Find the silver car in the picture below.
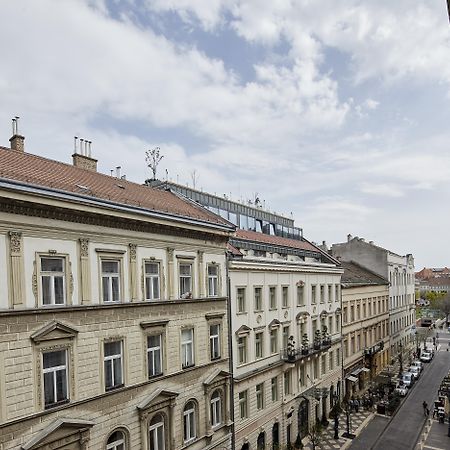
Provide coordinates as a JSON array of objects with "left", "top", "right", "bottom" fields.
[{"left": 408, "top": 366, "right": 420, "bottom": 379}]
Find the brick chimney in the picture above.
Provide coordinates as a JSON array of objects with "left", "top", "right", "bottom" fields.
[
  {"left": 72, "top": 137, "right": 97, "bottom": 172},
  {"left": 9, "top": 117, "right": 24, "bottom": 151}
]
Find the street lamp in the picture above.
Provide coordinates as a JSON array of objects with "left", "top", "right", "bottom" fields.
[
  {"left": 342, "top": 399, "right": 355, "bottom": 439},
  {"left": 398, "top": 342, "right": 404, "bottom": 378}
]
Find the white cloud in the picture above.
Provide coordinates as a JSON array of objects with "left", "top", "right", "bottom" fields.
[{"left": 360, "top": 183, "right": 405, "bottom": 198}]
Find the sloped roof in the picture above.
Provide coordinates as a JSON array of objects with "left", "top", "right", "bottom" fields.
[
  {"left": 0, "top": 147, "right": 232, "bottom": 228},
  {"left": 340, "top": 260, "right": 389, "bottom": 287}
]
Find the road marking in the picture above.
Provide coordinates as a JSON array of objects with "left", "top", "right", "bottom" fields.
[{"left": 424, "top": 445, "right": 447, "bottom": 450}]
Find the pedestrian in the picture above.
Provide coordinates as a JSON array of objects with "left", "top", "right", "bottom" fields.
[{"left": 423, "top": 401, "right": 428, "bottom": 416}]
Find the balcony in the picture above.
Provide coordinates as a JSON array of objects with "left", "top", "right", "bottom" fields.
[
  {"left": 281, "top": 338, "right": 332, "bottom": 363},
  {"left": 363, "top": 340, "right": 385, "bottom": 357}
]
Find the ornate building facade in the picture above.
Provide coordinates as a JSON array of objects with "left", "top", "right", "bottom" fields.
[{"left": 0, "top": 134, "right": 235, "bottom": 450}]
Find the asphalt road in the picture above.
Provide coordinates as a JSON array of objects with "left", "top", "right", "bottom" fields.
[{"left": 371, "top": 336, "right": 450, "bottom": 450}]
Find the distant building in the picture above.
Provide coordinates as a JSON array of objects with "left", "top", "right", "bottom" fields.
[
  {"left": 339, "top": 261, "right": 390, "bottom": 395},
  {"left": 0, "top": 129, "right": 235, "bottom": 450},
  {"left": 154, "top": 181, "right": 344, "bottom": 450},
  {"left": 416, "top": 267, "right": 450, "bottom": 294},
  {"left": 331, "top": 235, "right": 415, "bottom": 361}
]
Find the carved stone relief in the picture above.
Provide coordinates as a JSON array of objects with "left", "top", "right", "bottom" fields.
[{"left": 9, "top": 230, "right": 22, "bottom": 255}]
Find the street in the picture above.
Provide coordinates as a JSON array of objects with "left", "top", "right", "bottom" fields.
[{"left": 350, "top": 328, "right": 450, "bottom": 450}]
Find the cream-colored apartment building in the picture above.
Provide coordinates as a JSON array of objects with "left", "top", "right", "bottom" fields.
[
  {"left": 0, "top": 132, "right": 234, "bottom": 450},
  {"left": 229, "top": 230, "right": 343, "bottom": 450},
  {"left": 339, "top": 261, "right": 390, "bottom": 396}
]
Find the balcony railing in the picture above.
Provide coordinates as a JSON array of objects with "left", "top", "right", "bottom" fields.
[
  {"left": 363, "top": 340, "right": 385, "bottom": 356},
  {"left": 281, "top": 338, "right": 332, "bottom": 363}
]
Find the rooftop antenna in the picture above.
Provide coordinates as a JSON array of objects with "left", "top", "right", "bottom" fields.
[{"left": 190, "top": 170, "right": 198, "bottom": 189}]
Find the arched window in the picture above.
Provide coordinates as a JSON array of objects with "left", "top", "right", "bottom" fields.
[
  {"left": 106, "top": 430, "right": 125, "bottom": 450},
  {"left": 183, "top": 401, "right": 197, "bottom": 443},
  {"left": 149, "top": 414, "right": 165, "bottom": 450},
  {"left": 210, "top": 390, "right": 222, "bottom": 427}
]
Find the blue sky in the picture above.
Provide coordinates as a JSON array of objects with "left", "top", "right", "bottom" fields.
[{"left": 1, "top": 0, "right": 450, "bottom": 268}]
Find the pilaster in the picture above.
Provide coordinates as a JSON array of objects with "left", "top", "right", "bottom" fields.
[
  {"left": 9, "top": 231, "right": 24, "bottom": 308},
  {"left": 167, "top": 248, "right": 175, "bottom": 300},
  {"left": 79, "top": 238, "right": 91, "bottom": 304},
  {"left": 198, "top": 250, "right": 205, "bottom": 298},
  {"left": 129, "top": 243, "right": 138, "bottom": 301}
]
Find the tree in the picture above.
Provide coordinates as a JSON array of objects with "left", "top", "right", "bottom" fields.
[
  {"left": 436, "top": 293, "right": 450, "bottom": 324},
  {"left": 145, "top": 147, "right": 164, "bottom": 180},
  {"left": 307, "top": 422, "right": 323, "bottom": 450}
]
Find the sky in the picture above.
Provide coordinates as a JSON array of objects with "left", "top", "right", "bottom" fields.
[{"left": 1, "top": 0, "right": 450, "bottom": 269}]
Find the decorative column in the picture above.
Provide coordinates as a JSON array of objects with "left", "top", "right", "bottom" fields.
[
  {"left": 79, "top": 238, "right": 91, "bottom": 304},
  {"left": 9, "top": 231, "right": 25, "bottom": 308},
  {"left": 167, "top": 248, "right": 175, "bottom": 300},
  {"left": 129, "top": 243, "right": 138, "bottom": 301},
  {"left": 197, "top": 250, "right": 205, "bottom": 298}
]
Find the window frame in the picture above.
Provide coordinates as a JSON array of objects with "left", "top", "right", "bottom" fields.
[
  {"left": 179, "top": 261, "right": 193, "bottom": 299},
  {"left": 237, "top": 335, "right": 248, "bottom": 365},
  {"left": 254, "top": 286, "right": 263, "bottom": 311},
  {"left": 103, "top": 339, "right": 124, "bottom": 391},
  {"left": 106, "top": 429, "right": 127, "bottom": 450},
  {"left": 255, "top": 331, "right": 264, "bottom": 359},
  {"left": 237, "top": 287, "right": 247, "bottom": 313},
  {"left": 210, "top": 390, "right": 222, "bottom": 428},
  {"left": 148, "top": 413, "right": 166, "bottom": 450},
  {"left": 42, "top": 348, "right": 69, "bottom": 409},
  {"left": 209, "top": 323, "right": 221, "bottom": 361},
  {"left": 207, "top": 264, "right": 219, "bottom": 297},
  {"left": 183, "top": 400, "right": 197, "bottom": 443},
  {"left": 256, "top": 383, "right": 264, "bottom": 410},
  {"left": 239, "top": 390, "right": 248, "bottom": 419},
  {"left": 271, "top": 376, "right": 278, "bottom": 402},
  {"left": 100, "top": 258, "right": 123, "bottom": 303},
  {"left": 181, "top": 327, "right": 195, "bottom": 369},
  {"left": 282, "top": 286, "right": 289, "bottom": 308},
  {"left": 269, "top": 286, "right": 277, "bottom": 310},
  {"left": 147, "top": 333, "right": 163, "bottom": 378},
  {"left": 144, "top": 260, "right": 162, "bottom": 301},
  {"left": 39, "top": 255, "right": 68, "bottom": 307}
]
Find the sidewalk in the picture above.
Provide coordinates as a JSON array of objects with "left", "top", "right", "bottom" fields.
[{"left": 302, "top": 409, "right": 374, "bottom": 450}]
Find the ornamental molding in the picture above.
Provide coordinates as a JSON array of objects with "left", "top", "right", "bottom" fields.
[
  {"left": 79, "top": 238, "right": 89, "bottom": 258},
  {"left": 129, "top": 243, "right": 137, "bottom": 261},
  {"left": 9, "top": 230, "right": 22, "bottom": 255}
]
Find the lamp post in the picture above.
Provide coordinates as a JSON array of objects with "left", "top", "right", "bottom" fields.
[
  {"left": 342, "top": 399, "right": 355, "bottom": 439},
  {"left": 398, "top": 342, "right": 404, "bottom": 379},
  {"left": 331, "top": 392, "right": 340, "bottom": 439}
]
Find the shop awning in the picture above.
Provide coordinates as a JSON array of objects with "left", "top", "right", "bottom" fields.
[{"left": 347, "top": 375, "right": 358, "bottom": 383}]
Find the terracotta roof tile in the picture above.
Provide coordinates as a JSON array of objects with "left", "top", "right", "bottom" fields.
[
  {"left": 234, "top": 229, "right": 319, "bottom": 252},
  {"left": 0, "top": 147, "right": 231, "bottom": 228}
]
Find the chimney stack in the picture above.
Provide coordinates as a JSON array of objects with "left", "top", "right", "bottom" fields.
[
  {"left": 347, "top": 234, "right": 352, "bottom": 242},
  {"left": 9, "top": 117, "right": 25, "bottom": 152},
  {"left": 72, "top": 136, "right": 97, "bottom": 171}
]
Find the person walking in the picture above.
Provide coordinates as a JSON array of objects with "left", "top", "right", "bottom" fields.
[{"left": 423, "top": 401, "right": 428, "bottom": 416}]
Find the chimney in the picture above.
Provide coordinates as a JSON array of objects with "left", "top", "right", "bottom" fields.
[
  {"left": 347, "top": 234, "right": 352, "bottom": 242},
  {"left": 9, "top": 117, "right": 25, "bottom": 151},
  {"left": 72, "top": 137, "right": 97, "bottom": 171}
]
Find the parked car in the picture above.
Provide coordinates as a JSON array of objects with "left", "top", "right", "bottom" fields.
[
  {"left": 401, "top": 372, "right": 414, "bottom": 387},
  {"left": 420, "top": 352, "right": 432, "bottom": 363},
  {"left": 410, "top": 360, "right": 423, "bottom": 372},
  {"left": 395, "top": 384, "right": 408, "bottom": 397},
  {"left": 408, "top": 366, "right": 420, "bottom": 379}
]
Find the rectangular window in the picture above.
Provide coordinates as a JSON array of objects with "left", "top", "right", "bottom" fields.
[
  {"left": 321, "top": 355, "right": 326, "bottom": 376},
  {"left": 254, "top": 287, "right": 262, "bottom": 311},
  {"left": 300, "top": 365, "right": 306, "bottom": 387},
  {"left": 104, "top": 341, "right": 123, "bottom": 391},
  {"left": 255, "top": 332, "right": 264, "bottom": 359},
  {"left": 256, "top": 383, "right": 264, "bottom": 410},
  {"left": 271, "top": 376, "right": 278, "bottom": 401},
  {"left": 179, "top": 263, "right": 193, "bottom": 298},
  {"left": 239, "top": 390, "right": 248, "bottom": 419},
  {"left": 207, "top": 265, "right": 219, "bottom": 297},
  {"left": 313, "top": 359, "right": 319, "bottom": 379},
  {"left": 297, "top": 285, "right": 304, "bottom": 306},
  {"left": 311, "top": 285, "right": 316, "bottom": 304},
  {"left": 320, "top": 285, "right": 325, "bottom": 303},
  {"left": 41, "top": 257, "right": 66, "bottom": 305},
  {"left": 101, "top": 260, "right": 120, "bottom": 302},
  {"left": 282, "top": 325, "right": 290, "bottom": 350},
  {"left": 43, "top": 349, "right": 68, "bottom": 408},
  {"left": 237, "top": 287, "right": 246, "bottom": 313},
  {"left": 343, "top": 307, "right": 347, "bottom": 324},
  {"left": 336, "top": 348, "right": 341, "bottom": 365},
  {"left": 211, "top": 392, "right": 221, "bottom": 427},
  {"left": 269, "top": 286, "right": 277, "bottom": 309},
  {"left": 145, "top": 262, "right": 160, "bottom": 300},
  {"left": 329, "top": 350, "right": 334, "bottom": 370},
  {"left": 181, "top": 328, "right": 194, "bottom": 368},
  {"left": 209, "top": 324, "right": 221, "bottom": 360},
  {"left": 270, "top": 329, "right": 278, "bottom": 354},
  {"left": 284, "top": 370, "right": 291, "bottom": 395},
  {"left": 282, "top": 286, "right": 289, "bottom": 307},
  {"left": 237, "top": 336, "right": 247, "bottom": 365},
  {"left": 335, "top": 285, "right": 340, "bottom": 302},
  {"left": 328, "top": 285, "right": 332, "bottom": 303},
  {"left": 336, "top": 315, "right": 340, "bottom": 333},
  {"left": 147, "top": 334, "right": 162, "bottom": 378}
]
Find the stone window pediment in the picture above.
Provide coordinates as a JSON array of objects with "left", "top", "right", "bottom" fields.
[
  {"left": 30, "top": 321, "right": 78, "bottom": 344},
  {"left": 296, "top": 312, "right": 309, "bottom": 322},
  {"left": 235, "top": 325, "right": 251, "bottom": 336},
  {"left": 203, "top": 368, "right": 231, "bottom": 388},
  {"left": 268, "top": 319, "right": 281, "bottom": 329},
  {"left": 21, "top": 418, "right": 94, "bottom": 450},
  {"left": 137, "top": 388, "right": 179, "bottom": 419}
]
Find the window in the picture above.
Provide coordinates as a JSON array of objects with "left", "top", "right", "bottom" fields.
[
  {"left": 104, "top": 341, "right": 123, "bottom": 391},
  {"left": 270, "top": 329, "right": 278, "bottom": 354},
  {"left": 299, "top": 365, "right": 306, "bottom": 387},
  {"left": 179, "top": 263, "right": 192, "bottom": 298},
  {"left": 320, "top": 285, "right": 325, "bottom": 303},
  {"left": 329, "top": 350, "right": 334, "bottom": 370},
  {"left": 210, "top": 390, "right": 222, "bottom": 427},
  {"left": 321, "top": 355, "right": 326, "bottom": 376},
  {"left": 147, "top": 335, "right": 162, "bottom": 378},
  {"left": 209, "top": 324, "right": 220, "bottom": 360},
  {"left": 282, "top": 286, "right": 289, "bottom": 307},
  {"left": 181, "top": 328, "right": 195, "bottom": 368},
  {"left": 297, "top": 285, "right": 304, "bottom": 306},
  {"left": 256, "top": 383, "right": 264, "bottom": 410},
  {"left": 311, "top": 285, "right": 316, "bottom": 304},
  {"left": 284, "top": 370, "right": 291, "bottom": 395},
  {"left": 145, "top": 262, "right": 160, "bottom": 300},
  {"left": 106, "top": 430, "right": 125, "bottom": 450},
  {"left": 269, "top": 287, "right": 277, "bottom": 309},
  {"left": 237, "top": 287, "right": 246, "bottom": 313},
  {"left": 271, "top": 376, "right": 278, "bottom": 401},
  {"left": 336, "top": 348, "right": 341, "bottom": 365},
  {"left": 40, "top": 257, "right": 66, "bottom": 305},
  {"left": 313, "top": 359, "right": 319, "bottom": 379},
  {"left": 254, "top": 287, "right": 262, "bottom": 311},
  {"left": 149, "top": 414, "right": 165, "bottom": 450},
  {"left": 102, "top": 260, "right": 121, "bottom": 302},
  {"left": 237, "top": 336, "right": 247, "bottom": 364},
  {"left": 183, "top": 401, "right": 197, "bottom": 442},
  {"left": 207, "top": 265, "right": 219, "bottom": 297},
  {"left": 328, "top": 285, "right": 332, "bottom": 303},
  {"left": 255, "top": 332, "right": 264, "bottom": 359},
  {"left": 239, "top": 390, "right": 248, "bottom": 419},
  {"left": 282, "top": 326, "right": 290, "bottom": 350},
  {"left": 335, "top": 285, "right": 340, "bottom": 302},
  {"left": 43, "top": 349, "right": 68, "bottom": 408}
]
